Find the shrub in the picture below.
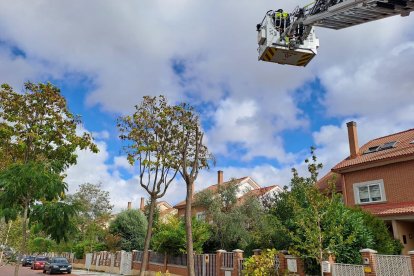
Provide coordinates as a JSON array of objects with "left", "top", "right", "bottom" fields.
[{"left": 242, "top": 249, "right": 278, "bottom": 276}]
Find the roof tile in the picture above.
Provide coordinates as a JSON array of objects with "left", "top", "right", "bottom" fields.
[
  {"left": 333, "top": 128, "right": 414, "bottom": 171},
  {"left": 360, "top": 201, "right": 414, "bottom": 217}
]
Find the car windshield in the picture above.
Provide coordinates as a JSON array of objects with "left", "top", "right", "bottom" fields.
[
  {"left": 36, "top": 257, "right": 48, "bottom": 261},
  {"left": 53, "top": 258, "right": 69, "bottom": 264}
]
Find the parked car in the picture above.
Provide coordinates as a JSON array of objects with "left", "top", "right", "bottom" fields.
[
  {"left": 43, "top": 257, "right": 72, "bottom": 274},
  {"left": 22, "top": 256, "right": 35, "bottom": 266},
  {"left": 31, "top": 256, "right": 49, "bottom": 270}
]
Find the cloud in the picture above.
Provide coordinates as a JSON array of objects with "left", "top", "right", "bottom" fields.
[
  {"left": 92, "top": 130, "right": 110, "bottom": 140},
  {"left": 207, "top": 97, "right": 304, "bottom": 163},
  {"left": 65, "top": 141, "right": 147, "bottom": 212},
  {"left": 2, "top": 1, "right": 414, "bottom": 210}
]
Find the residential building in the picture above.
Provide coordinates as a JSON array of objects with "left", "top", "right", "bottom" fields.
[
  {"left": 317, "top": 121, "right": 414, "bottom": 254},
  {"left": 173, "top": 170, "right": 282, "bottom": 219}
]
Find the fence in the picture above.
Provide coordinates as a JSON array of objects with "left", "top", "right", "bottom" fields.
[
  {"left": 221, "top": 252, "right": 234, "bottom": 268},
  {"left": 60, "top": 248, "right": 414, "bottom": 276},
  {"left": 332, "top": 263, "right": 364, "bottom": 276},
  {"left": 375, "top": 254, "right": 413, "bottom": 276}
]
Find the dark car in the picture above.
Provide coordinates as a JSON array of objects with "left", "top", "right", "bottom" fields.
[
  {"left": 31, "top": 256, "right": 49, "bottom": 270},
  {"left": 43, "top": 257, "right": 72, "bottom": 274},
  {"left": 22, "top": 256, "right": 35, "bottom": 266}
]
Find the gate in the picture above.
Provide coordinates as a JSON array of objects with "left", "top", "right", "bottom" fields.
[
  {"left": 120, "top": 251, "right": 133, "bottom": 275},
  {"left": 375, "top": 254, "right": 413, "bottom": 276},
  {"left": 332, "top": 263, "right": 364, "bottom": 276},
  {"left": 195, "top": 254, "right": 217, "bottom": 276}
]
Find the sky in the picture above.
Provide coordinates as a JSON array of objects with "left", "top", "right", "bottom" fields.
[{"left": 1, "top": 0, "right": 414, "bottom": 211}]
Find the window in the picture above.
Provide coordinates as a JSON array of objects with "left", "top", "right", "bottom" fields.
[
  {"left": 379, "top": 141, "right": 397, "bottom": 150},
  {"left": 353, "top": 180, "right": 386, "bottom": 204},
  {"left": 196, "top": 212, "right": 206, "bottom": 221}
]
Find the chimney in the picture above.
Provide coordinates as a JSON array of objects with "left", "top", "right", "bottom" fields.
[
  {"left": 218, "top": 170, "right": 223, "bottom": 185},
  {"left": 347, "top": 121, "right": 359, "bottom": 158},
  {"left": 140, "top": 197, "right": 145, "bottom": 211},
  {"left": 127, "top": 202, "right": 132, "bottom": 210}
]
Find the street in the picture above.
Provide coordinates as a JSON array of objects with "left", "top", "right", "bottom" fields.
[{"left": 0, "top": 265, "right": 119, "bottom": 276}]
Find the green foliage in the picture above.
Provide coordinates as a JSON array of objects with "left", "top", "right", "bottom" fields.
[
  {"left": 66, "top": 183, "right": 113, "bottom": 221},
  {"left": 267, "top": 148, "right": 401, "bottom": 273},
  {"left": 0, "top": 162, "right": 66, "bottom": 218},
  {"left": 0, "top": 82, "right": 98, "bottom": 256},
  {"left": 72, "top": 240, "right": 106, "bottom": 259},
  {"left": 357, "top": 209, "right": 403, "bottom": 255},
  {"left": 242, "top": 249, "right": 278, "bottom": 276},
  {"left": 117, "top": 96, "right": 181, "bottom": 198},
  {"left": 0, "top": 82, "right": 98, "bottom": 171},
  {"left": 28, "top": 237, "right": 53, "bottom": 253},
  {"left": 65, "top": 183, "right": 113, "bottom": 251},
  {"left": 195, "top": 181, "right": 264, "bottom": 252},
  {"left": 151, "top": 216, "right": 211, "bottom": 255},
  {"left": 109, "top": 209, "right": 148, "bottom": 251},
  {"left": 30, "top": 201, "right": 80, "bottom": 243}
]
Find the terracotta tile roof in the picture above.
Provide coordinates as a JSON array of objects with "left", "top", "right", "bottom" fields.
[
  {"left": 239, "top": 185, "right": 278, "bottom": 198},
  {"left": 359, "top": 201, "right": 414, "bottom": 217},
  {"left": 316, "top": 172, "right": 343, "bottom": 193},
  {"left": 332, "top": 128, "right": 414, "bottom": 172},
  {"left": 173, "top": 177, "right": 249, "bottom": 208},
  {"left": 160, "top": 207, "right": 177, "bottom": 217},
  {"left": 237, "top": 185, "right": 281, "bottom": 203},
  {"left": 157, "top": 201, "right": 173, "bottom": 209}
]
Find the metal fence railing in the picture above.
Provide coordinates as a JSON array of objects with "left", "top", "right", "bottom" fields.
[
  {"left": 149, "top": 251, "right": 165, "bottom": 264},
  {"left": 168, "top": 254, "right": 187, "bottom": 266},
  {"left": 332, "top": 263, "right": 364, "bottom": 276},
  {"left": 221, "top": 252, "right": 234, "bottom": 269}
]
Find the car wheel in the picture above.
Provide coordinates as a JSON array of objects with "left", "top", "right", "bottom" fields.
[
  {"left": 48, "top": 268, "right": 53, "bottom": 274},
  {"left": 67, "top": 270, "right": 71, "bottom": 274}
]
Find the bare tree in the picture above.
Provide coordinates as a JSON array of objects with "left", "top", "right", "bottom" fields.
[
  {"left": 117, "top": 96, "right": 180, "bottom": 276},
  {"left": 174, "top": 103, "right": 213, "bottom": 276}
]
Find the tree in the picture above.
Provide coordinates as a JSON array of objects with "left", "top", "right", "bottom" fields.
[
  {"left": 195, "top": 180, "right": 265, "bottom": 252},
  {"left": 117, "top": 96, "right": 181, "bottom": 275},
  {"left": 0, "top": 82, "right": 97, "bottom": 275},
  {"left": 174, "top": 103, "right": 213, "bottom": 276},
  {"left": 65, "top": 183, "right": 113, "bottom": 251},
  {"left": 267, "top": 148, "right": 401, "bottom": 274},
  {"left": 151, "top": 216, "right": 211, "bottom": 256},
  {"left": 109, "top": 209, "right": 148, "bottom": 251},
  {"left": 28, "top": 237, "right": 53, "bottom": 253}
]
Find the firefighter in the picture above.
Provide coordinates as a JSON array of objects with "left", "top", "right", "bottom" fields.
[{"left": 275, "top": 9, "right": 290, "bottom": 28}]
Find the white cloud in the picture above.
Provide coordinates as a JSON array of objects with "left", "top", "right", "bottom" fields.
[
  {"left": 92, "top": 130, "right": 110, "bottom": 140},
  {"left": 207, "top": 98, "right": 303, "bottom": 163},
  {"left": 65, "top": 141, "right": 147, "bottom": 212},
  {"left": 1, "top": 0, "right": 414, "bottom": 209}
]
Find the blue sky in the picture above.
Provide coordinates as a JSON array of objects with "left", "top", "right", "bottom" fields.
[{"left": 1, "top": 0, "right": 414, "bottom": 210}]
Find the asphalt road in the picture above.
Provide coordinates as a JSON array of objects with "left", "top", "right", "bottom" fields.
[
  {"left": 0, "top": 264, "right": 79, "bottom": 276},
  {"left": 0, "top": 264, "right": 117, "bottom": 276}
]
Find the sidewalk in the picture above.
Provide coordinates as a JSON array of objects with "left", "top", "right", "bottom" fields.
[{"left": 73, "top": 269, "right": 121, "bottom": 275}]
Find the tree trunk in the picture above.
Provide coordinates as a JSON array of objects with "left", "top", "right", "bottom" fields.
[
  {"left": 185, "top": 181, "right": 195, "bottom": 276},
  {"left": 14, "top": 204, "right": 28, "bottom": 276},
  {"left": 140, "top": 196, "right": 156, "bottom": 276},
  {"left": 0, "top": 221, "right": 12, "bottom": 266}
]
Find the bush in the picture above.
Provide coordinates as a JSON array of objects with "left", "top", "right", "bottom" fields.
[
  {"left": 242, "top": 249, "right": 278, "bottom": 276},
  {"left": 109, "top": 209, "right": 148, "bottom": 251}
]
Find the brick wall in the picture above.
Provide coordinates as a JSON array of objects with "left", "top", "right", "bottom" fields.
[{"left": 343, "top": 160, "right": 414, "bottom": 206}]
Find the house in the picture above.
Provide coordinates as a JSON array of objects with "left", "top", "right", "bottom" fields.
[
  {"left": 173, "top": 170, "right": 283, "bottom": 219},
  {"left": 317, "top": 121, "right": 414, "bottom": 254},
  {"left": 125, "top": 198, "right": 178, "bottom": 223}
]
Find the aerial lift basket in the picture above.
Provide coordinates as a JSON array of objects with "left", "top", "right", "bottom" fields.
[{"left": 257, "top": 12, "right": 319, "bottom": 67}]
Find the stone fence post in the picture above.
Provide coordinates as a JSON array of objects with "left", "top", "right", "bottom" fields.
[
  {"left": 216, "top": 249, "right": 226, "bottom": 276},
  {"left": 409, "top": 251, "right": 414, "bottom": 274},
  {"left": 232, "top": 249, "right": 244, "bottom": 276},
  {"left": 360, "top": 248, "right": 377, "bottom": 276}
]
